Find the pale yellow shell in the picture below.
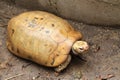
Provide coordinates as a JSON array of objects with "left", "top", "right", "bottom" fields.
[{"left": 7, "top": 11, "right": 82, "bottom": 67}]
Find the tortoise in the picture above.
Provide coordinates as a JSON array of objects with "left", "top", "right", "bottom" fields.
[{"left": 6, "top": 11, "right": 89, "bottom": 72}]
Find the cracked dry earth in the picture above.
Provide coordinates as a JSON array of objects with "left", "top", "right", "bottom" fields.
[{"left": 0, "top": 0, "right": 120, "bottom": 80}]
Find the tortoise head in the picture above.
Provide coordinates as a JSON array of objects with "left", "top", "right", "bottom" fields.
[{"left": 72, "top": 41, "right": 89, "bottom": 55}]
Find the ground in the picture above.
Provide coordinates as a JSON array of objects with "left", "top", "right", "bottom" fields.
[{"left": 0, "top": 1, "right": 120, "bottom": 80}]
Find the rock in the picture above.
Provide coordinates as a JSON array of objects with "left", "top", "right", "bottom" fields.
[{"left": 8, "top": 0, "right": 120, "bottom": 25}]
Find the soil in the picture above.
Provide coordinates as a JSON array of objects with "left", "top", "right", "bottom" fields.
[{"left": 0, "top": 0, "right": 120, "bottom": 80}]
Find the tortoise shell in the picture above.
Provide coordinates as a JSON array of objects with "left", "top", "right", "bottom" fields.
[{"left": 7, "top": 11, "right": 82, "bottom": 67}]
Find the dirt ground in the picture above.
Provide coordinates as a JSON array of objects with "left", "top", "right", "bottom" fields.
[{"left": 0, "top": 1, "right": 120, "bottom": 80}]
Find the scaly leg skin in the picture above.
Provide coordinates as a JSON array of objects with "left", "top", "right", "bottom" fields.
[{"left": 54, "top": 55, "right": 71, "bottom": 73}]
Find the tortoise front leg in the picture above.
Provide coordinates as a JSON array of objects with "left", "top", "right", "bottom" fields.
[{"left": 54, "top": 55, "right": 71, "bottom": 72}]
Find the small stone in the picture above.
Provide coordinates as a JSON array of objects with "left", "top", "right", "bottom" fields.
[
  {"left": 0, "top": 61, "right": 8, "bottom": 69},
  {"left": 0, "top": 39, "right": 2, "bottom": 46},
  {"left": 73, "top": 71, "right": 82, "bottom": 79},
  {"left": 32, "top": 77, "right": 36, "bottom": 80}
]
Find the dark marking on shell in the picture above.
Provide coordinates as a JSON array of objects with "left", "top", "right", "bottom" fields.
[
  {"left": 34, "top": 17, "right": 39, "bottom": 19},
  {"left": 51, "top": 24, "right": 55, "bottom": 27},
  {"left": 11, "top": 29, "right": 14, "bottom": 36},
  {"left": 17, "top": 48, "right": 20, "bottom": 53},
  {"left": 51, "top": 57, "right": 55, "bottom": 65},
  {"left": 40, "top": 18, "right": 43, "bottom": 20},
  {"left": 56, "top": 54, "right": 59, "bottom": 56},
  {"left": 11, "top": 46, "right": 14, "bottom": 51}
]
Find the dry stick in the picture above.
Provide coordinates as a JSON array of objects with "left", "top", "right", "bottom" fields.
[
  {"left": 0, "top": 13, "right": 11, "bottom": 19},
  {"left": 0, "top": 24, "right": 7, "bottom": 27},
  {"left": 103, "top": 74, "right": 115, "bottom": 80},
  {"left": 22, "top": 63, "right": 32, "bottom": 69},
  {"left": 5, "top": 73, "right": 24, "bottom": 80}
]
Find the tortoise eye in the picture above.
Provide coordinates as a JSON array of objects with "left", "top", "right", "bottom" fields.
[{"left": 79, "top": 47, "right": 83, "bottom": 50}]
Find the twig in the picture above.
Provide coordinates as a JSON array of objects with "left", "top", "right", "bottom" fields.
[
  {"left": 0, "top": 24, "right": 7, "bottom": 27},
  {"left": 96, "top": 74, "right": 115, "bottom": 80},
  {"left": 22, "top": 63, "right": 32, "bottom": 69},
  {"left": 103, "top": 74, "right": 115, "bottom": 80},
  {"left": 4, "top": 73, "right": 24, "bottom": 80},
  {"left": 0, "top": 13, "right": 11, "bottom": 19}
]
